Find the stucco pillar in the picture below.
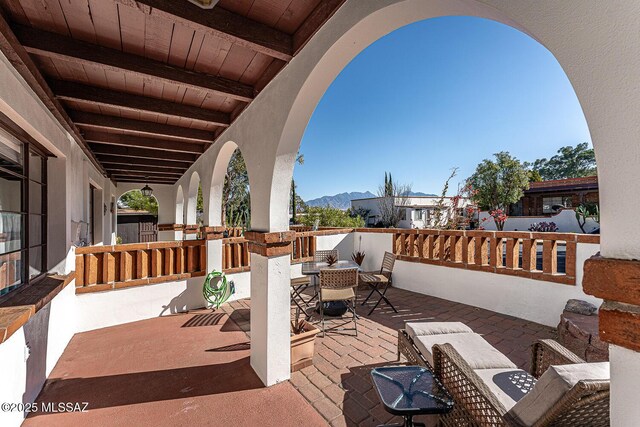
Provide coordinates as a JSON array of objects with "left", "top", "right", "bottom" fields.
[
  {"left": 245, "top": 230, "right": 293, "bottom": 386},
  {"left": 202, "top": 227, "right": 224, "bottom": 274}
]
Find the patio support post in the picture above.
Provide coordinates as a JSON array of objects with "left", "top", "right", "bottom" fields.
[
  {"left": 202, "top": 226, "right": 225, "bottom": 273},
  {"left": 245, "top": 230, "right": 294, "bottom": 385}
]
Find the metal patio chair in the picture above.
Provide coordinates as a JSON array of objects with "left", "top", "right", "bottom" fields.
[{"left": 359, "top": 251, "right": 397, "bottom": 315}]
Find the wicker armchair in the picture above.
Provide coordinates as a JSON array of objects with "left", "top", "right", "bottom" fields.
[
  {"left": 398, "top": 330, "right": 610, "bottom": 427},
  {"left": 315, "top": 249, "right": 338, "bottom": 263},
  {"left": 318, "top": 268, "right": 358, "bottom": 337}
]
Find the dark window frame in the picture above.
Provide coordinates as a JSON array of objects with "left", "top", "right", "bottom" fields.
[{"left": 0, "top": 116, "right": 49, "bottom": 299}]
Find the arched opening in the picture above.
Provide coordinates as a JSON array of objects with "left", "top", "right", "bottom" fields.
[
  {"left": 208, "top": 141, "right": 251, "bottom": 233},
  {"left": 185, "top": 172, "right": 201, "bottom": 226},
  {"left": 116, "top": 189, "right": 159, "bottom": 244},
  {"left": 294, "top": 17, "right": 596, "bottom": 235},
  {"left": 175, "top": 185, "right": 184, "bottom": 225}
]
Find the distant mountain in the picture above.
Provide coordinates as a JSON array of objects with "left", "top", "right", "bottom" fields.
[
  {"left": 407, "top": 191, "right": 437, "bottom": 197},
  {"left": 306, "top": 191, "right": 375, "bottom": 210},
  {"left": 305, "top": 191, "right": 437, "bottom": 210}
]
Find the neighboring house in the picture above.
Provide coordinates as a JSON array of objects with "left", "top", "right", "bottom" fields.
[
  {"left": 351, "top": 196, "right": 472, "bottom": 229},
  {"left": 510, "top": 176, "right": 599, "bottom": 216}
]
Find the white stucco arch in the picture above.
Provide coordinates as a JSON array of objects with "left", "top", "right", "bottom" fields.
[
  {"left": 175, "top": 185, "right": 184, "bottom": 224},
  {"left": 185, "top": 172, "right": 201, "bottom": 225},
  {"left": 206, "top": 140, "right": 239, "bottom": 226}
]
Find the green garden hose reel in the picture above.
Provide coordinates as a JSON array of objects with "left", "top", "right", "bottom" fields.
[{"left": 203, "top": 270, "right": 235, "bottom": 309}]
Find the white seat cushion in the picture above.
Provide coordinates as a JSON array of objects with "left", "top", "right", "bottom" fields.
[
  {"left": 405, "top": 322, "right": 473, "bottom": 340},
  {"left": 474, "top": 368, "right": 536, "bottom": 411},
  {"left": 507, "top": 362, "right": 610, "bottom": 426},
  {"left": 415, "top": 333, "right": 516, "bottom": 369}
]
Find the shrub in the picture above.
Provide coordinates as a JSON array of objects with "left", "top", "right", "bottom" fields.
[
  {"left": 528, "top": 222, "right": 558, "bottom": 232},
  {"left": 298, "top": 206, "right": 364, "bottom": 228}
]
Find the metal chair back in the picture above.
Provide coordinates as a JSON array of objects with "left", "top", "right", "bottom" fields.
[{"left": 380, "top": 251, "right": 396, "bottom": 274}]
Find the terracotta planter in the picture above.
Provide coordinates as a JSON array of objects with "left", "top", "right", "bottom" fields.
[{"left": 291, "top": 320, "right": 319, "bottom": 372}]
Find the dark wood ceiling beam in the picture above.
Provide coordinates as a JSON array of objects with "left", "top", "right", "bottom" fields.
[
  {"left": 107, "top": 169, "right": 181, "bottom": 179},
  {"left": 0, "top": 13, "right": 107, "bottom": 177},
  {"left": 83, "top": 130, "right": 204, "bottom": 154},
  {"left": 69, "top": 111, "right": 215, "bottom": 143},
  {"left": 14, "top": 25, "right": 254, "bottom": 102},
  {"left": 96, "top": 154, "right": 191, "bottom": 169},
  {"left": 90, "top": 143, "right": 198, "bottom": 162},
  {"left": 51, "top": 80, "right": 229, "bottom": 126},
  {"left": 115, "top": 177, "right": 176, "bottom": 185},
  {"left": 293, "top": 0, "right": 347, "bottom": 55},
  {"left": 104, "top": 165, "right": 184, "bottom": 176},
  {"left": 114, "top": 0, "right": 293, "bottom": 61}
]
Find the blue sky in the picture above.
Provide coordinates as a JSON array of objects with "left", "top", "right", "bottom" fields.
[{"left": 294, "top": 16, "right": 591, "bottom": 201}]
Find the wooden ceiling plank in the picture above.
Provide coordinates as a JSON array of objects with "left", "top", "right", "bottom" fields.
[
  {"left": 115, "top": 177, "right": 176, "bottom": 184},
  {"left": 113, "top": 0, "right": 293, "bottom": 61},
  {"left": 103, "top": 164, "right": 185, "bottom": 175},
  {"left": 108, "top": 169, "right": 181, "bottom": 178},
  {"left": 15, "top": 25, "right": 255, "bottom": 102},
  {"left": 293, "top": 0, "right": 346, "bottom": 55},
  {"left": 117, "top": 1, "right": 146, "bottom": 56},
  {"left": 84, "top": 130, "right": 205, "bottom": 154},
  {"left": 51, "top": 79, "right": 230, "bottom": 126},
  {"left": 96, "top": 154, "right": 191, "bottom": 169},
  {"left": 90, "top": 143, "right": 198, "bottom": 162},
  {"left": 56, "top": 0, "right": 98, "bottom": 44},
  {"left": 87, "top": 0, "right": 123, "bottom": 50},
  {"left": 70, "top": 111, "right": 215, "bottom": 142},
  {"left": 0, "top": 12, "right": 107, "bottom": 176}
]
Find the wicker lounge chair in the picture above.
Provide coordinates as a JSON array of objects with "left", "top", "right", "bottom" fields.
[{"left": 398, "top": 324, "right": 610, "bottom": 426}]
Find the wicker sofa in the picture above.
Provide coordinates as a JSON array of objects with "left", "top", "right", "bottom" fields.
[{"left": 398, "top": 323, "right": 610, "bottom": 427}]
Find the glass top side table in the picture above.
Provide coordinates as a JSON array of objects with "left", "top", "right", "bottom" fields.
[{"left": 370, "top": 366, "right": 454, "bottom": 427}]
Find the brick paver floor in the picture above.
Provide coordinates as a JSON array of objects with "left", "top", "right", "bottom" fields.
[{"left": 221, "top": 286, "right": 556, "bottom": 427}]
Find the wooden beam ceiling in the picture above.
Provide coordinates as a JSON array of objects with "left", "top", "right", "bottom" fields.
[
  {"left": 96, "top": 155, "right": 192, "bottom": 170},
  {"left": 83, "top": 130, "right": 204, "bottom": 154},
  {"left": 293, "top": 0, "right": 348, "bottom": 55},
  {"left": 89, "top": 144, "right": 198, "bottom": 162},
  {"left": 107, "top": 169, "right": 181, "bottom": 179},
  {"left": 0, "top": 12, "right": 107, "bottom": 177},
  {"left": 103, "top": 165, "right": 184, "bottom": 176},
  {"left": 115, "top": 177, "right": 177, "bottom": 185},
  {"left": 114, "top": 0, "right": 293, "bottom": 61},
  {"left": 50, "top": 80, "right": 230, "bottom": 126},
  {"left": 69, "top": 111, "right": 215, "bottom": 143},
  {"left": 14, "top": 24, "right": 254, "bottom": 103}
]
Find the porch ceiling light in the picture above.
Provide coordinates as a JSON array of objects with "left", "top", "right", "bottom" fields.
[
  {"left": 141, "top": 182, "right": 153, "bottom": 198},
  {"left": 187, "top": 0, "right": 219, "bottom": 9}
]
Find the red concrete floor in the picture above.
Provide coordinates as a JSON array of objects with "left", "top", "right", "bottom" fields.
[{"left": 23, "top": 310, "right": 327, "bottom": 427}]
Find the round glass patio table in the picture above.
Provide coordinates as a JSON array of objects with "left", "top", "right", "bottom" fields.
[{"left": 370, "top": 365, "right": 454, "bottom": 427}]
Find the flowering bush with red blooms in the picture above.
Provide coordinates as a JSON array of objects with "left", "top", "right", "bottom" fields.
[{"left": 489, "top": 208, "right": 508, "bottom": 231}]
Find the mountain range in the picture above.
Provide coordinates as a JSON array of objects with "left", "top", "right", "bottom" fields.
[{"left": 305, "top": 191, "right": 435, "bottom": 210}]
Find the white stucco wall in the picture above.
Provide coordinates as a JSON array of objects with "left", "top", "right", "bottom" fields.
[
  {"left": 0, "top": 282, "right": 76, "bottom": 427},
  {"left": 479, "top": 209, "right": 600, "bottom": 234}
]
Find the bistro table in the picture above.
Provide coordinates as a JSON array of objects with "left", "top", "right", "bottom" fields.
[
  {"left": 370, "top": 366, "right": 454, "bottom": 427},
  {"left": 300, "top": 260, "right": 361, "bottom": 317}
]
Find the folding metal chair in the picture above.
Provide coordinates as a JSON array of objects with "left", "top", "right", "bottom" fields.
[{"left": 359, "top": 251, "right": 397, "bottom": 315}]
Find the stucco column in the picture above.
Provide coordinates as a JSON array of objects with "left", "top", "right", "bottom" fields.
[
  {"left": 202, "top": 227, "right": 224, "bottom": 274},
  {"left": 245, "top": 230, "right": 293, "bottom": 386}
]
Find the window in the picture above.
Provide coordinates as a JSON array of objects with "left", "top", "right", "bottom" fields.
[
  {"left": 542, "top": 196, "right": 572, "bottom": 214},
  {"left": 399, "top": 209, "right": 407, "bottom": 221},
  {"left": 0, "top": 126, "right": 47, "bottom": 297}
]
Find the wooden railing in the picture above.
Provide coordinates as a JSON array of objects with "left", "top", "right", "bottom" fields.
[
  {"left": 392, "top": 229, "right": 598, "bottom": 285},
  {"left": 220, "top": 228, "right": 353, "bottom": 273},
  {"left": 75, "top": 240, "right": 207, "bottom": 294}
]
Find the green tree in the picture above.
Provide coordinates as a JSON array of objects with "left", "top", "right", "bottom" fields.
[
  {"left": 530, "top": 143, "right": 597, "bottom": 180},
  {"left": 118, "top": 190, "right": 158, "bottom": 216},
  {"left": 377, "top": 172, "right": 411, "bottom": 227},
  {"left": 222, "top": 149, "right": 250, "bottom": 228},
  {"left": 298, "top": 206, "right": 364, "bottom": 228},
  {"left": 290, "top": 153, "right": 305, "bottom": 224},
  {"left": 467, "top": 152, "right": 530, "bottom": 211}
]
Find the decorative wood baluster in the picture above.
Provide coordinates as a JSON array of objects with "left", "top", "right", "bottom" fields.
[{"left": 543, "top": 239, "right": 558, "bottom": 275}]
